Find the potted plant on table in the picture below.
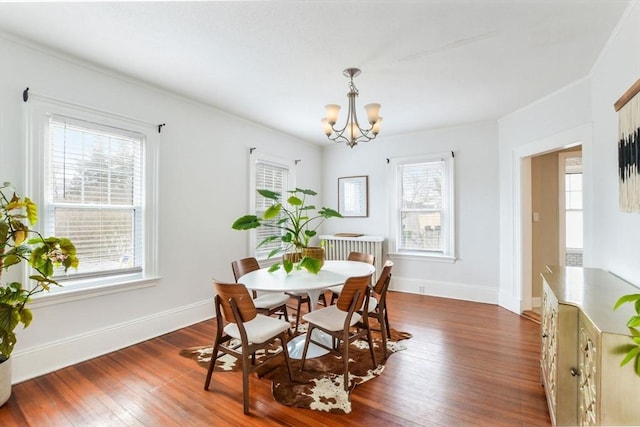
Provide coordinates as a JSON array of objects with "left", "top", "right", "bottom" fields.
[
  {"left": 0, "top": 182, "right": 79, "bottom": 405},
  {"left": 232, "top": 188, "right": 342, "bottom": 274}
]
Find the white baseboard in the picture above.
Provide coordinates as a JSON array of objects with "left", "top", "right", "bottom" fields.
[
  {"left": 390, "top": 276, "right": 498, "bottom": 305},
  {"left": 11, "top": 300, "right": 213, "bottom": 383},
  {"left": 532, "top": 296, "right": 541, "bottom": 309}
]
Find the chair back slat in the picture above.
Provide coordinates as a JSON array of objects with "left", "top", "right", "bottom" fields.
[
  {"left": 337, "top": 274, "right": 372, "bottom": 312},
  {"left": 231, "top": 257, "right": 261, "bottom": 282},
  {"left": 374, "top": 260, "right": 394, "bottom": 295},
  {"left": 213, "top": 280, "right": 257, "bottom": 323},
  {"left": 347, "top": 251, "right": 374, "bottom": 265}
]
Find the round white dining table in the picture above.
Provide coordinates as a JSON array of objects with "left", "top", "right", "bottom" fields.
[{"left": 238, "top": 260, "right": 375, "bottom": 358}]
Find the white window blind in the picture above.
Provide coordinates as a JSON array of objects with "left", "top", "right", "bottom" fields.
[
  {"left": 399, "top": 161, "right": 444, "bottom": 251},
  {"left": 389, "top": 152, "right": 455, "bottom": 260},
  {"left": 47, "top": 115, "right": 144, "bottom": 279},
  {"left": 254, "top": 160, "right": 289, "bottom": 258}
]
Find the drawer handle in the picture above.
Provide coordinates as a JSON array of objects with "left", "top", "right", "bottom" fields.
[{"left": 570, "top": 367, "right": 580, "bottom": 377}]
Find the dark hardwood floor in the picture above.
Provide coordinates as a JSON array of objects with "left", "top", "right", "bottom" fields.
[{"left": 0, "top": 292, "right": 551, "bottom": 426}]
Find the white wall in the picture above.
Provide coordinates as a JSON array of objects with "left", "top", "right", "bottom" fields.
[
  {"left": 322, "top": 121, "right": 500, "bottom": 304},
  {"left": 497, "top": 1, "right": 640, "bottom": 313},
  {"left": 590, "top": 2, "right": 640, "bottom": 284},
  {"left": 0, "top": 34, "right": 322, "bottom": 382},
  {"left": 498, "top": 81, "right": 592, "bottom": 313}
]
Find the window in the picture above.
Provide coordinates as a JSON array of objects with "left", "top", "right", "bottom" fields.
[
  {"left": 250, "top": 154, "right": 295, "bottom": 259},
  {"left": 559, "top": 152, "right": 583, "bottom": 267},
  {"left": 27, "top": 97, "right": 158, "bottom": 291},
  {"left": 388, "top": 153, "right": 455, "bottom": 261}
]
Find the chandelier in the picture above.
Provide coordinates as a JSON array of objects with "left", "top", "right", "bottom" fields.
[{"left": 321, "top": 68, "right": 382, "bottom": 148}]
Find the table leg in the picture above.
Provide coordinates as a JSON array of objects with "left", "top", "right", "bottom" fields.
[{"left": 287, "top": 288, "right": 331, "bottom": 359}]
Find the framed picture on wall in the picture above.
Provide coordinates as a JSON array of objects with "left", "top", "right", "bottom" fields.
[{"left": 338, "top": 175, "right": 369, "bottom": 217}]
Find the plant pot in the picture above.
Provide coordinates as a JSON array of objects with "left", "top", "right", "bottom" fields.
[
  {"left": 0, "top": 356, "right": 12, "bottom": 406},
  {"left": 283, "top": 252, "right": 302, "bottom": 264},
  {"left": 302, "top": 246, "right": 325, "bottom": 269}
]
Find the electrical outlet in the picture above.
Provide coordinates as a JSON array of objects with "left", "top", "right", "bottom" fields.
[{"left": 419, "top": 285, "right": 425, "bottom": 294}]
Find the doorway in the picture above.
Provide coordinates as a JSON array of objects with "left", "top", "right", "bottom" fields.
[{"left": 529, "top": 146, "right": 582, "bottom": 313}]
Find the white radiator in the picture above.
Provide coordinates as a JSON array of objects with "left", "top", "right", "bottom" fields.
[{"left": 320, "top": 235, "right": 384, "bottom": 281}]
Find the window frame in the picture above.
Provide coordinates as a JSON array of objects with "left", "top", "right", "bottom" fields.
[
  {"left": 558, "top": 151, "right": 583, "bottom": 266},
  {"left": 25, "top": 95, "right": 159, "bottom": 297},
  {"left": 388, "top": 152, "right": 456, "bottom": 262},
  {"left": 248, "top": 152, "right": 296, "bottom": 261}
]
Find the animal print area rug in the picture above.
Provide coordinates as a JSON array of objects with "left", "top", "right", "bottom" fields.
[{"left": 180, "top": 325, "right": 412, "bottom": 414}]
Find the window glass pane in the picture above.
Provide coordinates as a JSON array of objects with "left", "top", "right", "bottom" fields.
[
  {"left": 400, "top": 211, "right": 442, "bottom": 251},
  {"left": 566, "top": 173, "right": 582, "bottom": 192},
  {"left": 401, "top": 162, "right": 443, "bottom": 209},
  {"left": 48, "top": 117, "right": 143, "bottom": 278},
  {"left": 567, "top": 192, "right": 582, "bottom": 210},
  {"left": 255, "top": 161, "right": 289, "bottom": 257},
  {"left": 565, "top": 173, "right": 582, "bottom": 209},
  {"left": 54, "top": 208, "right": 135, "bottom": 273},
  {"left": 565, "top": 210, "right": 583, "bottom": 249}
]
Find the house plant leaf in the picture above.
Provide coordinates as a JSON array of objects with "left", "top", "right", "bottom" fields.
[
  {"left": 299, "top": 257, "right": 322, "bottom": 274},
  {"left": 614, "top": 293, "right": 640, "bottom": 310},
  {"left": 232, "top": 215, "right": 261, "bottom": 230}
]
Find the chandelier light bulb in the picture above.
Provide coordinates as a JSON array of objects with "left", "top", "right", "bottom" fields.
[
  {"left": 321, "top": 118, "right": 333, "bottom": 136},
  {"left": 372, "top": 117, "right": 383, "bottom": 135},
  {"left": 364, "top": 103, "right": 381, "bottom": 124},
  {"left": 325, "top": 104, "right": 341, "bottom": 125}
]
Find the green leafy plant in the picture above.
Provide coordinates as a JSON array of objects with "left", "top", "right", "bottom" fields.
[
  {"left": 613, "top": 293, "right": 640, "bottom": 376},
  {"left": 232, "top": 188, "right": 342, "bottom": 274},
  {"left": 0, "top": 182, "right": 79, "bottom": 360}
]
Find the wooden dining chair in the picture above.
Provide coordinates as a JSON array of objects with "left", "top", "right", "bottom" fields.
[
  {"left": 300, "top": 273, "right": 377, "bottom": 391},
  {"left": 364, "top": 260, "right": 393, "bottom": 360},
  {"left": 231, "top": 257, "right": 290, "bottom": 324},
  {"left": 204, "top": 280, "right": 294, "bottom": 414},
  {"left": 327, "top": 251, "right": 375, "bottom": 305}
]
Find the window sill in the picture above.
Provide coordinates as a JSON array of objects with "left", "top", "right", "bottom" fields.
[
  {"left": 388, "top": 252, "right": 457, "bottom": 263},
  {"left": 29, "top": 275, "right": 161, "bottom": 308}
]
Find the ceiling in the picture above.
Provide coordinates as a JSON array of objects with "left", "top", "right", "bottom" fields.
[{"left": 0, "top": 1, "right": 631, "bottom": 145}]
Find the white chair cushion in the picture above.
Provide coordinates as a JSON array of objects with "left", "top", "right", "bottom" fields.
[
  {"left": 223, "top": 314, "right": 290, "bottom": 343},
  {"left": 328, "top": 285, "right": 343, "bottom": 294},
  {"left": 285, "top": 291, "right": 308, "bottom": 297},
  {"left": 367, "top": 296, "right": 378, "bottom": 313},
  {"left": 252, "top": 292, "right": 290, "bottom": 309},
  {"left": 302, "top": 305, "right": 362, "bottom": 331}
]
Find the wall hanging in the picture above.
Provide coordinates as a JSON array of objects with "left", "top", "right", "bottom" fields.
[{"left": 615, "top": 78, "right": 640, "bottom": 212}]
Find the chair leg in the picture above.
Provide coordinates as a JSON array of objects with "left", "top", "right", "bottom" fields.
[
  {"left": 318, "top": 293, "right": 327, "bottom": 307},
  {"left": 300, "top": 325, "right": 314, "bottom": 371},
  {"left": 366, "top": 324, "right": 377, "bottom": 369},
  {"left": 384, "top": 309, "right": 391, "bottom": 339},
  {"left": 378, "top": 311, "right": 388, "bottom": 360},
  {"left": 279, "top": 333, "right": 294, "bottom": 381},
  {"left": 204, "top": 331, "right": 222, "bottom": 390},
  {"left": 342, "top": 331, "right": 350, "bottom": 391},
  {"left": 294, "top": 297, "right": 303, "bottom": 334},
  {"left": 330, "top": 292, "right": 338, "bottom": 305},
  {"left": 242, "top": 351, "right": 250, "bottom": 415}
]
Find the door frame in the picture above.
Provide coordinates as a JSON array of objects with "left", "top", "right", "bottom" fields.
[{"left": 510, "top": 124, "right": 591, "bottom": 313}]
